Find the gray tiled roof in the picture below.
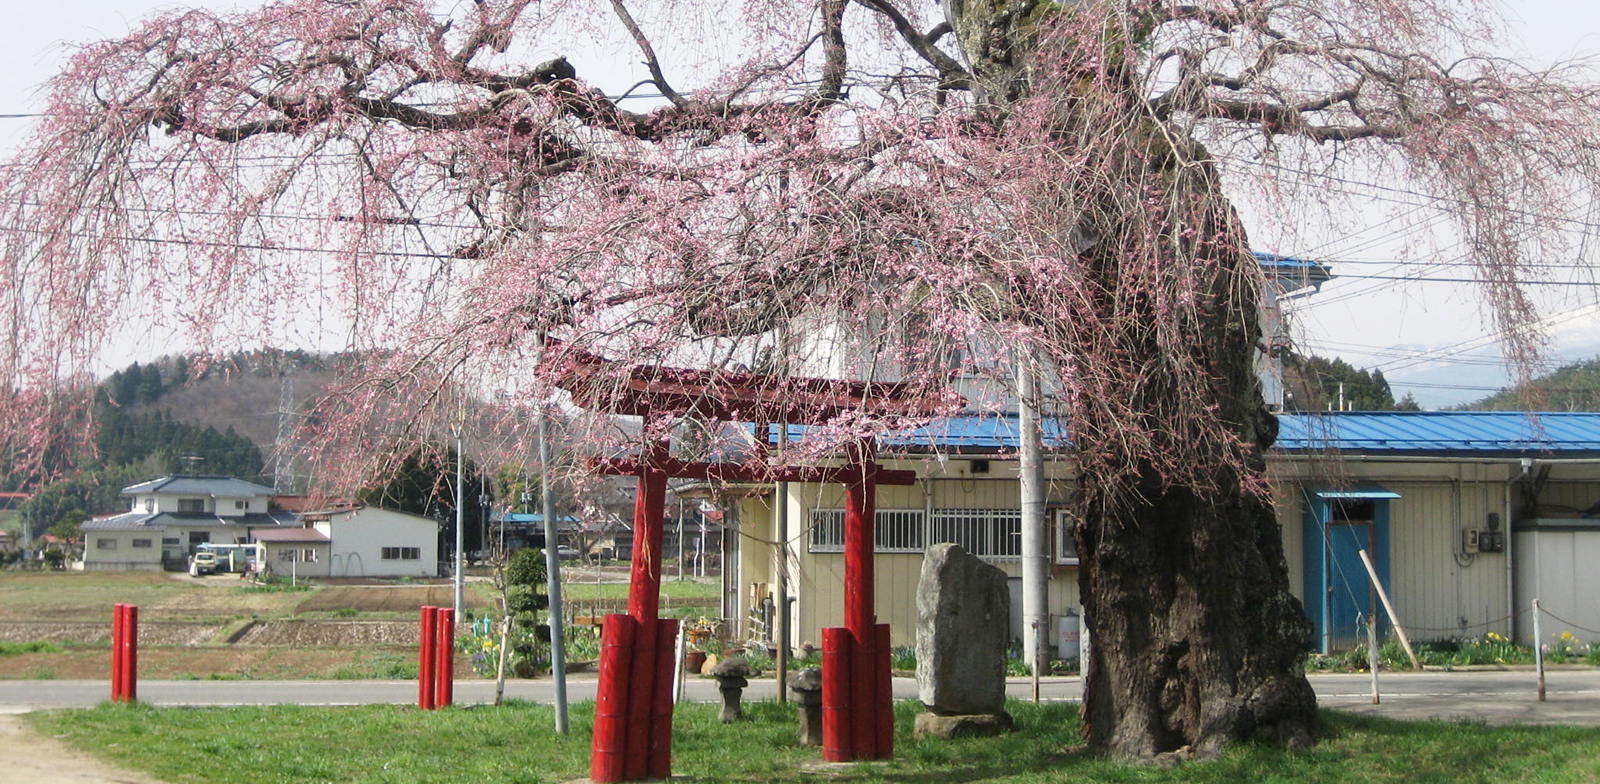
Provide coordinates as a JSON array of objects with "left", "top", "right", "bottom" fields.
[
  {"left": 121, "top": 476, "right": 278, "bottom": 497},
  {"left": 82, "top": 511, "right": 296, "bottom": 531},
  {"left": 81, "top": 513, "right": 162, "bottom": 531}
]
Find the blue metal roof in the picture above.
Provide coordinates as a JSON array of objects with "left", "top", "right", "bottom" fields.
[
  {"left": 777, "top": 411, "right": 1600, "bottom": 456},
  {"left": 1274, "top": 411, "right": 1600, "bottom": 455},
  {"left": 1254, "top": 251, "right": 1334, "bottom": 284},
  {"left": 490, "top": 512, "right": 581, "bottom": 524}
]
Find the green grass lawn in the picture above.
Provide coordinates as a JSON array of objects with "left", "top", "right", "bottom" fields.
[
  {"left": 561, "top": 578, "right": 719, "bottom": 601},
  {"left": 26, "top": 701, "right": 1600, "bottom": 784}
]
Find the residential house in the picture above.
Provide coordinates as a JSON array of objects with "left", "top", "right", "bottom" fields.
[{"left": 82, "top": 476, "right": 293, "bottom": 571}]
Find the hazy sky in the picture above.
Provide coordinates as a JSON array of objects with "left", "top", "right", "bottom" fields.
[{"left": 2, "top": 0, "right": 1598, "bottom": 407}]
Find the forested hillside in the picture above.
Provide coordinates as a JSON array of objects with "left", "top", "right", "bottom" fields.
[
  {"left": 12, "top": 350, "right": 345, "bottom": 539},
  {"left": 1457, "top": 358, "right": 1600, "bottom": 411},
  {"left": 1282, "top": 354, "right": 1421, "bottom": 412}
]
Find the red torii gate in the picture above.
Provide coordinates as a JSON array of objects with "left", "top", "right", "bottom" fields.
[{"left": 554, "top": 349, "right": 955, "bottom": 781}]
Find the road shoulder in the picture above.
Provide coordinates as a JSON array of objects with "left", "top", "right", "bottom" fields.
[{"left": 0, "top": 713, "right": 165, "bottom": 784}]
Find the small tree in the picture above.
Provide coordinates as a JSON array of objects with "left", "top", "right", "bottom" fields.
[{"left": 502, "top": 546, "right": 551, "bottom": 677}]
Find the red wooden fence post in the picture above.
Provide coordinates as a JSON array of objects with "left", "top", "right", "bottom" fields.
[
  {"left": 419, "top": 606, "right": 437, "bottom": 710},
  {"left": 110, "top": 604, "right": 124, "bottom": 702},
  {"left": 647, "top": 618, "right": 679, "bottom": 780},
  {"left": 821, "top": 627, "right": 852, "bottom": 762},
  {"left": 874, "top": 623, "right": 893, "bottom": 759},
  {"left": 591, "top": 614, "right": 637, "bottom": 784},
  {"left": 124, "top": 604, "right": 138, "bottom": 703},
  {"left": 435, "top": 607, "right": 455, "bottom": 707}
]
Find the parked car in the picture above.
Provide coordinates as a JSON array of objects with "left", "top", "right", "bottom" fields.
[{"left": 188, "top": 551, "right": 218, "bottom": 576}]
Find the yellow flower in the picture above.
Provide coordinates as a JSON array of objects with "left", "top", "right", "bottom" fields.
[
  {"left": 1486, "top": 632, "right": 1505, "bottom": 642},
  {"left": 1560, "top": 631, "right": 1576, "bottom": 642}
]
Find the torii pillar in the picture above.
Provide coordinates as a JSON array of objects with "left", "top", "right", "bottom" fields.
[
  {"left": 821, "top": 437, "right": 894, "bottom": 761},
  {"left": 552, "top": 345, "right": 953, "bottom": 780},
  {"left": 590, "top": 425, "right": 678, "bottom": 783}
]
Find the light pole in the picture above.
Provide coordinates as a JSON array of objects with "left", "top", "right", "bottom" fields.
[
  {"left": 453, "top": 411, "right": 465, "bottom": 618},
  {"left": 539, "top": 399, "right": 570, "bottom": 733}
]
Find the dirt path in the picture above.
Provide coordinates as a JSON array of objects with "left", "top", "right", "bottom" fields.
[{"left": 0, "top": 714, "right": 165, "bottom": 784}]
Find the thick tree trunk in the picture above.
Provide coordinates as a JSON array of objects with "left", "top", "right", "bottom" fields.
[
  {"left": 1076, "top": 453, "right": 1318, "bottom": 761},
  {"left": 947, "top": 1, "right": 1319, "bottom": 762},
  {"left": 1072, "top": 173, "right": 1318, "bottom": 761}
]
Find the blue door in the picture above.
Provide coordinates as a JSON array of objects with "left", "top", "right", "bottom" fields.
[
  {"left": 1303, "top": 486, "right": 1396, "bottom": 653},
  {"left": 1326, "top": 521, "right": 1376, "bottom": 651}
]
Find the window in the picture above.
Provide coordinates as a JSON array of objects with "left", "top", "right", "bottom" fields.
[
  {"left": 302, "top": 549, "right": 318, "bottom": 563},
  {"left": 162, "top": 538, "right": 180, "bottom": 545},
  {"left": 382, "top": 547, "right": 421, "bottom": 560},
  {"left": 97, "top": 538, "right": 117, "bottom": 550},
  {"left": 143, "top": 499, "right": 154, "bottom": 513},
  {"left": 178, "top": 499, "right": 205, "bottom": 513},
  {"left": 189, "top": 532, "right": 210, "bottom": 548},
  {"left": 808, "top": 509, "right": 925, "bottom": 553},
  {"left": 132, "top": 539, "right": 153, "bottom": 548},
  {"left": 235, "top": 500, "right": 248, "bottom": 511},
  {"left": 1054, "top": 509, "right": 1079, "bottom": 566},
  {"left": 928, "top": 509, "right": 1022, "bottom": 559},
  {"left": 278, "top": 549, "right": 297, "bottom": 562}
]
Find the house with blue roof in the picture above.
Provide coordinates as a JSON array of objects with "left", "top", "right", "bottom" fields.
[{"left": 725, "top": 410, "right": 1600, "bottom": 655}]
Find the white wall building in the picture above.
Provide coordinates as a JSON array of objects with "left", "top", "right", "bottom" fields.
[{"left": 303, "top": 505, "right": 441, "bottom": 578}]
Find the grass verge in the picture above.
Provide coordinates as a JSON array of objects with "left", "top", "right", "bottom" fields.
[{"left": 26, "top": 701, "right": 1600, "bottom": 784}]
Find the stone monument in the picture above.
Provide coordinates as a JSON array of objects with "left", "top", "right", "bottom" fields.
[{"left": 914, "top": 543, "right": 1015, "bottom": 738}]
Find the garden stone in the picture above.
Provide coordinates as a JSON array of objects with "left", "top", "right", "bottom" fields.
[
  {"left": 787, "top": 667, "right": 823, "bottom": 746},
  {"left": 912, "top": 711, "right": 1015, "bottom": 739},
  {"left": 710, "top": 655, "right": 758, "bottom": 723},
  {"left": 915, "top": 543, "right": 1013, "bottom": 738}
]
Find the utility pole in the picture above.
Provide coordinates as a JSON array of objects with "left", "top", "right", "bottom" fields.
[
  {"left": 453, "top": 408, "right": 465, "bottom": 617},
  {"left": 1018, "top": 357, "right": 1049, "bottom": 682},
  {"left": 539, "top": 399, "right": 570, "bottom": 733}
]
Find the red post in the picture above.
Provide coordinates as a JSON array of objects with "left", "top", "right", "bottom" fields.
[
  {"left": 821, "top": 627, "right": 852, "bottom": 762},
  {"left": 418, "top": 606, "right": 437, "bottom": 710},
  {"left": 435, "top": 607, "right": 456, "bottom": 707},
  {"left": 110, "top": 604, "right": 125, "bottom": 702},
  {"left": 623, "top": 433, "right": 669, "bottom": 782},
  {"left": 648, "top": 618, "right": 679, "bottom": 780},
  {"left": 874, "top": 623, "right": 894, "bottom": 759},
  {"left": 850, "top": 625, "right": 878, "bottom": 758},
  {"left": 841, "top": 442, "right": 877, "bottom": 637},
  {"left": 591, "top": 614, "right": 637, "bottom": 784},
  {"left": 124, "top": 604, "right": 138, "bottom": 703}
]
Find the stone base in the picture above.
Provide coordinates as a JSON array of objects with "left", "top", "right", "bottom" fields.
[{"left": 913, "top": 710, "right": 1015, "bottom": 739}]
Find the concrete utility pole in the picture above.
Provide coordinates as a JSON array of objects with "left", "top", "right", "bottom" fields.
[
  {"left": 453, "top": 410, "right": 465, "bottom": 617},
  {"left": 539, "top": 400, "right": 570, "bottom": 733},
  {"left": 1018, "top": 359, "right": 1050, "bottom": 679}
]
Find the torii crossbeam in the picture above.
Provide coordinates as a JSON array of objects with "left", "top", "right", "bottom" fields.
[{"left": 553, "top": 348, "right": 957, "bottom": 781}]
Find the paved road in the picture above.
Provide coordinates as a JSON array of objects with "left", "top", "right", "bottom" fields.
[{"left": 4, "top": 670, "right": 1599, "bottom": 725}]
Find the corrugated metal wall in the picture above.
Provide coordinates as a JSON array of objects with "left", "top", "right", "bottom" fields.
[{"left": 740, "top": 458, "right": 1600, "bottom": 651}]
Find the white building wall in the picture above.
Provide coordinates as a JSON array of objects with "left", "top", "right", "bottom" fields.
[
  {"left": 324, "top": 507, "right": 440, "bottom": 578},
  {"left": 261, "top": 542, "right": 332, "bottom": 579},
  {"left": 84, "top": 530, "right": 165, "bottom": 571}
]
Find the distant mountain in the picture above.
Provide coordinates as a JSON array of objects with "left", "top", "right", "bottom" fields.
[
  {"left": 12, "top": 350, "right": 348, "bottom": 538},
  {"left": 1455, "top": 357, "right": 1600, "bottom": 411}
]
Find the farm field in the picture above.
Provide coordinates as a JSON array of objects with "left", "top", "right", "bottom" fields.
[{"left": 0, "top": 568, "right": 717, "bottom": 681}]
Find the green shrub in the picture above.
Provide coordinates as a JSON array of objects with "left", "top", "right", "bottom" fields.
[{"left": 0, "top": 641, "right": 65, "bottom": 656}]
